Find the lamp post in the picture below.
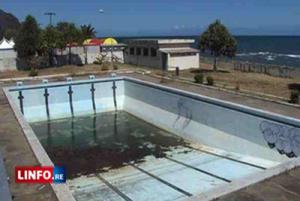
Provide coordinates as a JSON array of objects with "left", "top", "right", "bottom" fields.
[
  {"left": 99, "top": 9, "right": 114, "bottom": 68},
  {"left": 44, "top": 12, "right": 56, "bottom": 26}
]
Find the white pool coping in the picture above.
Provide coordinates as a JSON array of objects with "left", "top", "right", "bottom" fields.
[{"left": 3, "top": 76, "right": 300, "bottom": 201}]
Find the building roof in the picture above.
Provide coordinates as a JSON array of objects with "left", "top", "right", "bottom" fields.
[
  {"left": 0, "top": 38, "right": 14, "bottom": 49},
  {"left": 159, "top": 47, "right": 199, "bottom": 54},
  {"left": 157, "top": 39, "right": 195, "bottom": 44},
  {"left": 124, "top": 38, "right": 195, "bottom": 45},
  {"left": 101, "top": 43, "right": 127, "bottom": 47}
]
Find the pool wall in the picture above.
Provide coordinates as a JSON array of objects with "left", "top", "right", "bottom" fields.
[
  {"left": 7, "top": 76, "right": 300, "bottom": 162},
  {"left": 9, "top": 79, "right": 125, "bottom": 122},
  {"left": 123, "top": 78, "right": 300, "bottom": 162},
  {"left": 4, "top": 76, "right": 300, "bottom": 201}
]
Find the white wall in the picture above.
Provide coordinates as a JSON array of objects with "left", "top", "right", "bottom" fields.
[
  {"left": 0, "top": 49, "right": 17, "bottom": 71},
  {"left": 55, "top": 46, "right": 125, "bottom": 65},
  {"left": 168, "top": 53, "right": 199, "bottom": 70}
]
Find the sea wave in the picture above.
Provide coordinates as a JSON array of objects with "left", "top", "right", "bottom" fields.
[
  {"left": 284, "top": 54, "right": 300, "bottom": 58},
  {"left": 237, "top": 52, "right": 270, "bottom": 56},
  {"left": 237, "top": 52, "right": 300, "bottom": 60}
]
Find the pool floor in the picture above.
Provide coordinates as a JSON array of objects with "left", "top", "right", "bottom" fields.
[
  {"left": 68, "top": 145, "right": 278, "bottom": 201},
  {"left": 31, "top": 111, "right": 279, "bottom": 201}
]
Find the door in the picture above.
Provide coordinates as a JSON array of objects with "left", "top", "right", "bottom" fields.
[{"left": 162, "top": 53, "right": 168, "bottom": 71}]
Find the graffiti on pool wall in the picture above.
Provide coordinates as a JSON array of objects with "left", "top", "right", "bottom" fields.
[
  {"left": 173, "top": 98, "right": 192, "bottom": 130},
  {"left": 260, "top": 121, "right": 300, "bottom": 158}
]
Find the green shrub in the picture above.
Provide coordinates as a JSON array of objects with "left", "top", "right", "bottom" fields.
[
  {"left": 235, "top": 82, "right": 240, "bottom": 91},
  {"left": 290, "top": 90, "right": 299, "bottom": 104},
  {"left": 194, "top": 74, "right": 204, "bottom": 83},
  {"left": 28, "top": 68, "right": 38, "bottom": 77},
  {"left": 113, "top": 63, "right": 119, "bottom": 70},
  {"left": 101, "top": 62, "right": 110, "bottom": 71},
  {"left": 93, "top": 60, "right": 101, "bottom": 65},
  {"left": 94, "top": 54, "right": 106, "bottom": 65},
  {"left": 206, "top": 76, "right": 214, "bottom": 86}
]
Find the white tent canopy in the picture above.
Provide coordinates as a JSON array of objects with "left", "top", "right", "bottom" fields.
[
  {"left": 8, "top": 39, "right": 15, "bottom": 47},
  {"left": 0, "top": 38, "right": 14, "bottom": 49}
]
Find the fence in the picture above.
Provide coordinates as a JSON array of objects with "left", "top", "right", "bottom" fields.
[
  {"left": 233, "top": 61, "right": 294, "bottom": 78},
  {"left": 200, "top": 56, "right": 296, "bottom": 78}
]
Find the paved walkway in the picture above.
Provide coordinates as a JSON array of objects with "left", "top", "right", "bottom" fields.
[
  {"left": 130, "top": 73, "right": 300, "bottom": 119},
  {"left": 218, "top": 168, "right": 300, "bottom": 201},
  {"left": 0, "top": 152, "right": 12, "bottom": 201},
  {"left": 0, "top": 72, "right": 299, "bottom": 201},
  {"left": 0, "top": 83, "right": 57, "bottom": 201}
]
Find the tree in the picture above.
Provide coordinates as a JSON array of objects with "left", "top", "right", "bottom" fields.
[
  {"left": 56, "top": 22, "right": 83, "bottom": 64},
  {"left": 199, "top": 20, "right": 237, "bottom": 71},
  {"left": 3, "top": 28, "right": 18, "bottom": 39},
  {"left": 14, "top": 15, "right": 40, "bottom": 69},
  {"left": 40, "top": 26, "right": 63, "bottom": 66},
  {"left": 80, "top": 24, "right": 96, "bottom": 39},
  {"left": 80, "top": 24, "right": 97, "bottom": 64}
]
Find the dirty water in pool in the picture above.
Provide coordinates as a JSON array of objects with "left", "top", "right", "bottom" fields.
[{"left": 30, "top": 111, "right": 190, "bottom": 179}]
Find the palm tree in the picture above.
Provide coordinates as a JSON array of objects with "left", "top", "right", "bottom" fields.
[{"left": 80, "top": 24, "right": 97, "bottom": 39}]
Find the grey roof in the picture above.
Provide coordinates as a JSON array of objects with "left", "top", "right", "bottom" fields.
[
  {"left": 159, "top": 47, "right": 200, "bottom": 54},
  {"left": 124, "top": 38, "right": 195, "bottom": 45},
  {"left": 101, "top": 43, "right": 127, "bottom": 47}
]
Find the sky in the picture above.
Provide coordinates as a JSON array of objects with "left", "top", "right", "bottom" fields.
[{"left": 2, "top": 0, "right": 300, "bottom": 36}]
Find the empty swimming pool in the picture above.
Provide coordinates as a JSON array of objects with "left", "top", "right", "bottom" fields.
[{"left": 4, "top": 76, "right": 300, "bottom": 201}]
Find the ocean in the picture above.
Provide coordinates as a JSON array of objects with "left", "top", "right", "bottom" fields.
[{"left": 117, "top": 35, "right": 300, "bottom": 68}]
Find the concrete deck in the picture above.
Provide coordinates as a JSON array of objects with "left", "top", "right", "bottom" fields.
[
  {"left": 0, "top": 82, "right": 58, "bottom": 201},
  {"left": 0, "top": 72, "right": 299, "bottom": 201},
  {"left": 0, "top": 152, "right": 12, "bottom": 201}
]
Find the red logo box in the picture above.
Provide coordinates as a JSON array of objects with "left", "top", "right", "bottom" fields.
[{"left": 15, "top": 166, "right": 54, "bottom": 183}]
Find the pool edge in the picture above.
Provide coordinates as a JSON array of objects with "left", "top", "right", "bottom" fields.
[
  {"left": 3, "top": 87, "right": 76, "bottom": 201},
  {"left": 3, "top": 76, "right": 300, "bottom": 201}
]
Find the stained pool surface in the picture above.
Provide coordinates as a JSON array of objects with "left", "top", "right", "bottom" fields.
[
  {"left": 7, "top": 77, "right": 299, "bottom": 200},
  {"left": 30, "top": 111, "right": 277, "bottom": 201},
  {"left": 31, "top": 111, "right": 189, "bottom": 178}
]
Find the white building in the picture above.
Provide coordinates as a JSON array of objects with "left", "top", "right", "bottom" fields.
[
  {"left": 0, "top": 38, "right": 17, "bottom": 71},
  {"left": 54, "top": 38, "right": 127, "bottom": 66},
  {"left": 124, "top": 39, "right": 200, "bottom": 70}
]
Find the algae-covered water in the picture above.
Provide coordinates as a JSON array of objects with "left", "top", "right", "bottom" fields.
[{"left": 31, "top": 111, "right": 188, "bottom": 178}]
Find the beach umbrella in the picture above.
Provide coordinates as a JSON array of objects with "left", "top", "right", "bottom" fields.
[
  {"left": 83, "top": 38, "right": 104, "bottom": 46},
  {"left": 103, "top": 38, "right": 118, "bottom": 45},
  {"left": 83, "top": 39, "right": 92, "bottom": 45}
]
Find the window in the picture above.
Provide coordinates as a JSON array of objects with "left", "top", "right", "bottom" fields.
[
  {"left": 136, "top": 47, "right": 141, "bottom": 56},
  {"left": 150, "top": 48, "right": 157, "bottom": 57},
  {"left": 130, "top": 47, "right": 135, "bottom": 55},
  {"left": 143, "top": 48, "right": 149, "bottom": 56}
]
